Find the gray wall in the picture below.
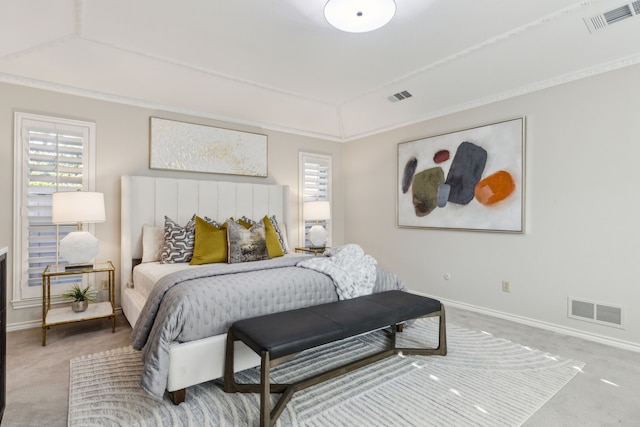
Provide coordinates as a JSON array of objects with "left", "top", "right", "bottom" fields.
[
  {"left": 0, "top": 82, "right": 344, "bottom": 328},
  {"left": 343, "top": 63, "right": 640, "bottom": 348}
]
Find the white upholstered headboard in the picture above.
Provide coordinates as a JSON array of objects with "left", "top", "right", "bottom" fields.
[{"left": 120, "top": 175, "right": 291, "bottom": 289}]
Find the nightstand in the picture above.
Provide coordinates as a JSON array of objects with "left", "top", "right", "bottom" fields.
[
  {"left": 294, "top": 247, "right": 329, "bottom": 256},
  {"left": 41, "top": 261, "right": 115, "bottom": 346}
]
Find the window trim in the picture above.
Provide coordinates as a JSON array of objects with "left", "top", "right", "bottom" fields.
[
  {"left": 12, "top": 112, "right": 97, "bottom": 309},
  {"left": 298, "top": 152, "right": 332, "bottom": 247}
]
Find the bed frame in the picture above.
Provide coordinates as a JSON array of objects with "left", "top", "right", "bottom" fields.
[{"left": 121, "top": 175, "right": 292, "bottom": 403}]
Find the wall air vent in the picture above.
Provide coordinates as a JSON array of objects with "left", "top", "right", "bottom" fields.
[
  {"left": 568, "top": 297, "right": 625, "bottom": 329},
  {"left": 584, "top": 1, "right": 640, "bottom": 33},
  {"left": 387, "top": 90, "right": 413, "bottom": 103}
]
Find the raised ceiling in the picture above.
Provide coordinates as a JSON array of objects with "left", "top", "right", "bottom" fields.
[{"left": 1, "top": 0, "right": 639, "bottom": 141}]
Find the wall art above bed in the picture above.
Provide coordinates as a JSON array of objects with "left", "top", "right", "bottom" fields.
[
  {"left": 150, "top": 117, "right": 268, "bottom": 177},
  {"left": 397, "top": 117, "right": 525, "bottom": 233}
]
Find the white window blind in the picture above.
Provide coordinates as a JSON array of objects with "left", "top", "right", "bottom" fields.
[
  {"left": 303, "top": 156, "right": 330, "bottom": 202},
  {"left": 299, "top": 153, "right": 332, "bottom": 246},
  {"left": 13, "top": 113, "right": 96, "bottom": 305}
]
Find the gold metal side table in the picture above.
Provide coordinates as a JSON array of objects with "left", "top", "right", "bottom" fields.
[
  {"left": 41, "top": 261, "right": 115, "bottom": 346},
  {"left": 294, "top": 247, "right": 329, "bottom": 256}
]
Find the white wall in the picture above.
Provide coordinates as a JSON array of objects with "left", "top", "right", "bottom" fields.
[
  {"left": 344, "top": 63, "right": 640, "bottom": 348},
  {"left": 0, "top": 82, "right": 344, "bottom": 328},
  {"left": 3, "top": 63, "right": 639, "bottom": 348}
]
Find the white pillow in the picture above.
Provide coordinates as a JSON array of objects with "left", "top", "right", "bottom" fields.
[{"left": 141, "top": 225, "right": 164, "bottom": 263}]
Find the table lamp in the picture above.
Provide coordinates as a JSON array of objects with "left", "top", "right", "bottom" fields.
[
  {"left": 304, "top": 200, "right": 331, "bottom": 248},
  {"left": 52, "top": 191, "right": 105, "bottom": 267}
]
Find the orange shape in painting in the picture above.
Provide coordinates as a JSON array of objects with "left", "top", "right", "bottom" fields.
[{"left": 475, "top": 170, "right": 515, "bottom": 206}]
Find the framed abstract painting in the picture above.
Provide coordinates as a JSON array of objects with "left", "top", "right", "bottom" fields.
[
  {"left": 150, "top": 117, "right": 268, "bottom": 177},
  {"left": 397, "top": 117, "right": 525, "bottom": 232}
]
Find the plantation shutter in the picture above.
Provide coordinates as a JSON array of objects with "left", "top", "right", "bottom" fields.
[
  {"left": 303, "top": 156, "right": 330, "bottom": 202},
  {"left": 301, "top": 154, "right": 331, "bottom": 247},
  {"left": 14, "top": 113, "right": 95, "bottom": 302}
]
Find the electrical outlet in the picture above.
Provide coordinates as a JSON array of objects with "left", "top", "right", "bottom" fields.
[
  {"left": 502, "top": 280, "right": 510, "bottom": 293},
  {"left": 101, "top": 279, "right": 109, "bottom": 290}
]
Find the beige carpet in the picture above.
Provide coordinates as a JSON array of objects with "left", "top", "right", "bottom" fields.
[{"left": 68, "top": 318, "right": 584, "bottom": 426}]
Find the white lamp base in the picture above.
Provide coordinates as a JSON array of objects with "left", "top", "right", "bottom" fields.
[
  {"left": 308, "top": 225, "right": 328, "bottom": 248},
  {"left": 59, "top": 231, "right": 99, "bottom": 265}
]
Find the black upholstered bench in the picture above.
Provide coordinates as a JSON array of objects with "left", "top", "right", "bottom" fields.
[{"left": 223, "top": 290, "right": 447, "bottom": 427}]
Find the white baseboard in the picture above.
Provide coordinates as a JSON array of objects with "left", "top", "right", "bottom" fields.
[
  {"left": 7, "top": 319, "right": 41, "bottom": 332},
  {"left": 410, "top": 290, "right": 640, "bottom": 353},
  {"left": 7, "top": 307, "right": 123, "bottom": 333},
  {"left": 10, "top": 295, "right": 639, "bottom": 354}
]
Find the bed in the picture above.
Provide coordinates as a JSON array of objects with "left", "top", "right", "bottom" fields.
[{"left": 120, "top": 175, "right": 407, "bottom": 403}]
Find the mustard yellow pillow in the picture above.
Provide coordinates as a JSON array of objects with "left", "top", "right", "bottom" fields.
[
  {"left": 263, "top": 215, "right": 284, "bottom": 258},
  {"left": 237, "top": 217, "right": 253, "bottom": 229},
  {"left": 190, "top": 216, "right": 228, "bottom": 265}
]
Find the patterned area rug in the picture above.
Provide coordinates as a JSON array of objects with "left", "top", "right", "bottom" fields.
[{"left": 69, "top": 318, "right": 584, "bottom": 426}]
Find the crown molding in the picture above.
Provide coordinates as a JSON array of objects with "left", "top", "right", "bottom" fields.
[
  {"left": 342, "top": 52, "right": 640, "bottom": 141},
  {"left": 0, "top": 72, "right": 344, "bottom": 142},
  {"left": 2, "top": 51, "right": 638, "bottom": 143}
]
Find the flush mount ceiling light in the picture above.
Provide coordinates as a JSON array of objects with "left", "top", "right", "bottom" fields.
[{"left": 324, "top": 0, "right": 397, "bottom": 33}]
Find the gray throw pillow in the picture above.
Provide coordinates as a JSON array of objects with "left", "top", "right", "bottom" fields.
[
  {"left": 161, "top": 215, "right": 196, "bottom": 264},
  {"left": 161, "top": 215, "right": 218, "bottom": 263},
  {"left": 226, "top": 220, "right": 268, "bottom": 263}
]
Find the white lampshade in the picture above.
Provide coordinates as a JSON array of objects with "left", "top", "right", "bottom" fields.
[
  {"left": 324, "top": 0, "right": 396, "bottom": 33},
  {"left": 52, "top": 191, "right": 105, "bottom": 265},
  {"left": 304, "top": 201, "right": 331, "bottom": 221},
  {"left": 52, "top": 191, "right": 106, "bottom": 225}
]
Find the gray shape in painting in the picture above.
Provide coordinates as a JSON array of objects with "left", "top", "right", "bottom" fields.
[
  {"left": 401, "top": 157, "right": 418, "bottom": 194},
  {"left": 437, "top": 184, "right": 450, "bottom": 208},
  {"left": 445, "top": 141, "right": 487, "bottom": 205}
]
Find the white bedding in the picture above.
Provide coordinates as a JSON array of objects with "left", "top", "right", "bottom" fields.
[
  {"left": 133, "top": 262, "right": 193, "bottom": 299},
  {"left": 132, "top": 253, "right": 307, "bottom": 300},
  {"left": 297, "top": 244, "right": 377, "bottom": 300}
]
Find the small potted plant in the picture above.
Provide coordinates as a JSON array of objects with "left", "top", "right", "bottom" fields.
[{"left": 61, "top": 283, "right": 96, "bottom": 312}]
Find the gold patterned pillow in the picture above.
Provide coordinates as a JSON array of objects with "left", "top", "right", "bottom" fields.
[{"left": 226, "top": 219, "right": 268, "bottom": 263}]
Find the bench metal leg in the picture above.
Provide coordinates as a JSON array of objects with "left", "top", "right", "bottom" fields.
[
  {"left": 396, "top": 304, "right": 447, "bottom": 357},
  {"left": 223, "top": 330, "right": 237, "bottom": 393},
  {"left": 260, "top": 352, "right": 271, "bottom": 427}
]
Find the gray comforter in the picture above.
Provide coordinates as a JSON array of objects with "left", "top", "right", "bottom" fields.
[{"left": 131, "top": 255, "right": 406, "bottom": 398}]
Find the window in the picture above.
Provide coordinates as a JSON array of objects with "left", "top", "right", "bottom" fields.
[
  {"left": 299, "top": 152, "right": 332, "bottom": 247},
  {"left": 12, "top": 113, "right": 96, "bottom": 307}
]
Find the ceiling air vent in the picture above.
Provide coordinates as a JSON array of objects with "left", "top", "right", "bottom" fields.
[
  {"left": 568, "top": 297, "right": 625, "bottom": 329},
  {"left": 584, "top": 1, "right": 640, "bottom": 33},
  {"left": 387, "top": 90, "right": 413, "bottom": 103}
]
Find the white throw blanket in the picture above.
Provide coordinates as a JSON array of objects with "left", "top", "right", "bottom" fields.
[{"left": 297, "top": 244, "right": 377, "bottom": 300}]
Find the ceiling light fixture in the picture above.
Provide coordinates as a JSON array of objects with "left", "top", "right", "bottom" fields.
[{"left": 324, "top": 0, "right": 397, "bottom": 33}]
